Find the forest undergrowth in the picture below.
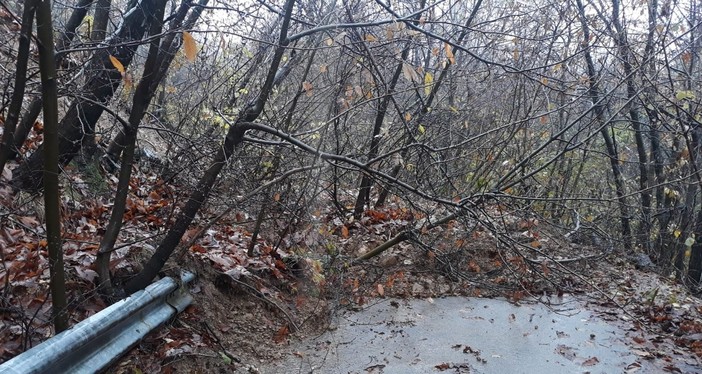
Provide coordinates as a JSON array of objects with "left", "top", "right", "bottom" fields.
[{"left": 0, "top": 159, "right": 701, "bottom": 373}]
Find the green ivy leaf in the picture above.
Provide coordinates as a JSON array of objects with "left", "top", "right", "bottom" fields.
[{"left": 220, "top": 352, "right": 232, "bottom": 365}]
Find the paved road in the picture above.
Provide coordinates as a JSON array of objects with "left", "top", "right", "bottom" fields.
[{"left": 264, "top": 297, "right": 700, "bottom": 374}]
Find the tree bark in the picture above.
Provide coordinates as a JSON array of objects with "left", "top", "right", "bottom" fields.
[
  {"left": 124, "top": 0, "right": 297, "bottom": 294},
  {"left": 0, "top": 0, "right": 37, "bottom": 173},
  {"left": 36, "top": 0, "right": 68, "bottom": 333},
  {"left": 11, "top": 0, "right": 94, "bottom": 161},
  {"left": 104, "top": 0, "right": 206, "bottom": 164},
  {"left": 13, "top": 0, "right": 158, "bottom": 191},
  {"left": 610, "top": 0, "right": 651, "bottom": 248},
  {"left": 96, "top": 0, "right": 167, "bottom": 295},
  {"left": 576, "top": 0, "right": 632, "bottom": 250},
  {"left": 353, "top": 46, "right": 409, "bottom": 218},
  {"left": 91, "top": 0, "right": 111, "bottom": 42},
  {"left": 689, "top": 200, "right": 702, "bottom": 284}
]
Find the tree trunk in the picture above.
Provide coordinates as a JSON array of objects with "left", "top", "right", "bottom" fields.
[
  {"left": 12, "top": 0, "right": 158, "bottom": 191},
  {"left": 688, "top": 204, "right": 702, "bottom": 284},
  {"left": 11, "top": 0, "right": 94, "bottom": 161},
  {"left": 610, "top": 0, "right": 651, "bottom": 248},
  {"left": 96, "top": 0, "right": 167, "bottom": 295},
  {"left": 91, "top": 0, "right": 111, "bottom": 42},
  {"left": 104, "top": 0, "right": 207, "bottom": 164},
  {"left": 576, "top": 0, "right": 632, "bottom": 250},
  {"left": 124, "top": 0, "right": 296, "bottom": 294},
  {"left": 353, "top": 46, "right": 409, "bottom": 218},
  {"left": 36, "top": 0, "right": 68, "bottom": 333},
  {"left": 0, "top": 0, "right": 37, "bottom": 173}
]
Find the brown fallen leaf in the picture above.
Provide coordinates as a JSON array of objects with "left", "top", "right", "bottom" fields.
[
  {"left": 364, "top": 364, "right": 385, "bottom": 372},
  {"left": 582, "top": 356, "right": 599, "bottom": 366},
  {"left": 631, "top": 349, "right": 653, "bottom": 358},
  {"left": 273, "top": 325, "right": 289, "bottom": 343},
  {"left": 19, "top": 216, "right": 39, "bottom": 227},
  {"left": 435, "top": 362, "right": 450, "bottom": 371},
  {"left": 625, "top": 362, "right": 642, "bottom": 373}
]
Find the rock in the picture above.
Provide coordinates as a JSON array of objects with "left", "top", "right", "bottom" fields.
[
  {"left": 632, "top": 253, "right": 654, "bottom": 270},
  {"left": 438, "top": 284, "right": 451, "bottom": 294},
  {"left": 412, "top": 283, "right": 425, "bottom": 295},
  {"left": 380, "top": 255, "right": 399, "bottom": 268}
]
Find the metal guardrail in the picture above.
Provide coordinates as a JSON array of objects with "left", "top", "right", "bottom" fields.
[{"left": 0, "top": 271, "right": 196, "bottom": 374}]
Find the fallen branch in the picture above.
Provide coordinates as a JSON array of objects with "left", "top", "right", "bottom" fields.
[
  {"left": 355, "top": 230, "right": 412, "bottom": 261},
  {"left": 524, "top": 253, "right": 606, "bottom": 265}
]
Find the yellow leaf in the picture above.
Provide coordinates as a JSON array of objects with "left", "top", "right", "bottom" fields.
[
  {"left": 674, "top": 229, "right": 682, "bottom": 238},
  {"left": 404, "top": 112, "right": 412, "bottom": 122},
  {"left": 183, "top": 31, "right": 197, "bottom": 62},
  {"left": 541, "top": 77, "right": 548, "bottom": 85},
  {"left": 274, "top": 192, "right": 281, "bottom": 202},
  {"left": 364, "top": 34, "right": 378, "bottom": 42},
  {"left": 444, "top": 42, "right": 455, "bottom": 64},
  {"left": 325, "top": 37, "right": 333, "bottom": 46},
  {"left": 418, "top": 124, "right": 425, "bottom": 135},
  {"left": 449, "top": 106, "right": 458, "bottom": 114},
  {"left": 424, "top": 72, "right": 433, "bottom": 96},
  {"left": 319, "top": 64, "right": 328, "bottom": 73},
  {"left": 109, "top": 55, "right": 125, "bottom": 74}
]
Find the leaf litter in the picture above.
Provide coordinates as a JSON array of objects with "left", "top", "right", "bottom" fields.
[{"left": 0, "top": 166, "right": 700, "bottom": 373}]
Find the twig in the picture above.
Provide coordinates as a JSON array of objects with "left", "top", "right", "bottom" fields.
[
  {"left": 201, "top": 321, "right": 241, "bottom": 363},
  {"left": 563, "top": 210, "right": 581, "bottom": 240}
]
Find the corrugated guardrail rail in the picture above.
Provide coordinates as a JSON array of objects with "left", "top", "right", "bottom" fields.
[{"left": 0, "top": 271, "right": 196, "bottom": 374}]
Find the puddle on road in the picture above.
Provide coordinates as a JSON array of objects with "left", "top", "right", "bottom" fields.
[{"left": 264, "top": 297, "right": 700, "bottom": 374}]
